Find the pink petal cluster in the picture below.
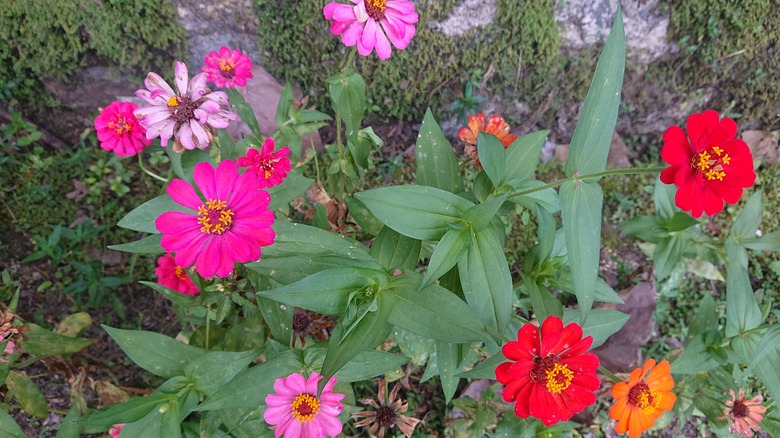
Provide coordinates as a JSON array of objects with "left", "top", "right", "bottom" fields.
[
  {"left": 135, "top": 61, "right": 236, "bottom": 151},
  {"left": 154, "top": 253, "right": 200, "bottom": 296},
  {"left": 201, "top": 46, "right": 254, "bottom": 89},
  {"left": 94, "top": 101, "right": 152, "bottom": 157},
  {"left": 0, "top": 341, "right": 16, "bottom": 362},
  {"left": 323, "top": 0, "right": 418, "bottom": 60},
  {"left": 237, "top": 138, "right": 291, "bottom": 188},
  {"left": 155, "top": 160, "right": 275, "bottom": 278},
  {"left": 264, "top": 372, "right": 344, "bottom": 438},
  {"left": 108, "top": 424, "right": 124, "bottom": 438}
]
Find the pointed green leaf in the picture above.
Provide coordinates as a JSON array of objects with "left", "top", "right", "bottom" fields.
[
  {"left": 462, "top": 195, "right": 507, "bottom": 230},
  {"left": 217, "top": 129, "right": 243, "bottom": 162},
  {"left": 477, "top": 132, "right": 507, "bottom": 187},
  {"left": 415, "top": 108, "right": 462, "bottom": 193},
  {"left": 509, "top": 180, "right": 561, "bottom": 213},
  {"left": 345, "top": 197, "right": 384, "bottom": 236},
  {"left": 369, "top": 226, "right": 421, "bottom": 272},
  {"left": 420, "top": 227, "right": 470, "bottom": 290},
  {"left": 21, "top": 323, "right": 92, "bottom": 356},
  {"left": 78, "top": 393, "right": 171, "bottom": 426},
  {"left": 505, "top": 130, "right": 549, "bottom": 183},
  {"left": 108, "top": 234, "right": 163, "bottom": 254},
  {"left": 738, "top": 232, "right": 780, "bottom": 251},
  {"left": 436, "top": 341, "right": 463, "bottom": 403},
  {"left": 562, "top": 309, "right": 629, "bottom": 348},
  {"left": 256, "top": 295, "right": 293, "bottom": 345},
  {"left": 275, "top": 82, "right": 294, "bottom": 126},
  {"left": 357, "top": 185, "right": 474, "bottom": 240},
  {"left": 266, "top": 171, "right": 314, "bottom": 211},
  {"left": 725, "top": 242, "right": 762, "bottom": 337},
  {"left": 0, "top": 410, "right": 24, "bottom": 438},
  {"left": 457, "top": 351, "right": 507, "bottom": 379},
  {"left": 730, "top": 191, "right": 763, "bottom": 242},
  {"left": 565, "top": 6, "right": 625, "bottom": 176},
  {"left": 523, "top": 276, "right": 563, "bottom": 322},
  {"left": 117, "top": 195, "right": 189, "bottom": 234},
  {"left": 6, "top": 371, "right": 47, "bottom": 418},
  {"left": 167, "top": 147, "right": 215, "bottom": 185},
  {"left": 140, "top": 281, "right": 195, "bottom": 308},
  {"left": 103, "top": 325, "right": 206, "bottom": 378},
  {"left": 159, "top": 399, "right": 181, "bottom": 438},
  {"left": 619, "top": 215, "right": 664, "bottom": 244},
  {"left": 654, "top": 178, "right": 677, "bottom": 220},
  {"left": 303, "top": 348, "right": 410, "bottom": 383},
  {"left": 227, "top": 88, "right": 262, "bottom": 138},
  {"left": 327, "top": 69, "right": 365, "bottom": 145},
  {"left": 184, "top": 349, "right": 260, "bottom": 397},
  {"left": 560, "top": 180, "right": 603, "bottom": 320},
  {"left": 653, "top": 234, "right": 687, "bottom": 280}
]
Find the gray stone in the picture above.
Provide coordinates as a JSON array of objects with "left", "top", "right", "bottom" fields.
[{"left": 428, "top": 0, "right": 496, "bottom": 37}]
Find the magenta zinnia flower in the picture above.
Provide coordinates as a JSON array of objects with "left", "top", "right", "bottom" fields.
[
  {"left": 94, "top": 101, "right": 152, "bottom": 157},
  {"left": 154, "top": 253, "right": 200, "bottom": 296},
  {"left": 155, "top": 160, "right": 275, "bottom": 278},
  {"left": 201, "top": 46, "right": 254, "bottom": 89},
  {"left": 264, "top": 372, "right": 344, "bottom": 438},
  {"left": 108, "top": 424, "right": 124, "bottom": 438},
  {"left": 237, "top": 138, "right": 291, "bottom": 188},
  {"left": 135, "top": 61, "right": 236, "bottom": 152},
  {"left": 323, "top": 0, "right": 418, "bottom": 60}
]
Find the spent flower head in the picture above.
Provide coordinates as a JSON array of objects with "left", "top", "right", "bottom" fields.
[
  {"left": 718, "top": 388, "right": 767, "bottom": 438},
  {"left": 457, "top": 112, "right": 517, "bottom": 167},
  {"left": 351, "top": 378, "right": 421, "bottom": 438}
]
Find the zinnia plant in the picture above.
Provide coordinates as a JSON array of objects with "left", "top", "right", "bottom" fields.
[
  {"left": 155, "top": 160, "right": 275, "bottom": 278},
  {"left": 609, "top": 359, "right": 676, "bottom": 438},
  {"left": 236, "top": 138, "right": 291, "bottom": 188},
  {"left": 94, "top": 101, "right": 152, "bottom": 157},
  {"left": 201, "top": 46, "right": 254, "bottom": 89},
  {"left": 154, "top": 253, "right": 199, "bottom": 296},
  {"left": 323, "top": 0, "right": 418, "bottom": 60},
  {"left": 263, "top": 372, "right": 344, "bottom": 438},
  {"left": 495, "top": 316, "right": 601, "bottom": 426},
  {"left": 659, "top": 110, "right": 756, "bottom": 218},
  {"left": 719, "top": 388, "right": 767, "bottom": 438}
]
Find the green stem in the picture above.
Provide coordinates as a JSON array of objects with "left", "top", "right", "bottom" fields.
[
  {"left": 11, "top": 355, "right": 40, "bottom": 369},
  {"left": 137, "top": 154, "right": 168, "bottom": 182},
  {"left": 509, "top": 166, "right": 665, "bottom": 199},
  {"left": 599, "top": 365, "right": 621, "bottom": 383},
  {"left": 341, "top": 47, "right": 357, "bottom": 72},
  {"left": 205, "top": 304, "right": 211, "bottom": 350}
]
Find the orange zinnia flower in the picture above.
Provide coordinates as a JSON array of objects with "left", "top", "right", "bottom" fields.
[
  {"left": 609, "top": 359, "right": 676, "bottom": 438},
  {"left": 457, "top": 112, "right": 518, "bottom": 166}
]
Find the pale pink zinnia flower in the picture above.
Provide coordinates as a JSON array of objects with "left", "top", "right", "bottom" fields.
[
  {"left": 154, "top": 253, "right": 200, "bottom": 296},
  {"left": 201, "top": 46, "right": 254, "bottom": 89},
  {"left": 237, "top": 138, "right": 291, "bottom": 188},
  {"left": 718, "top": 388, "right": 767, "bottom": 437},
  {"left": 264, "top": 372, "right": 344, "bottom": 438},
  {"left": 94, "top": 101, "right": 152, "bottom": 157},
  {"left": 135, "top": 61, "right": 236, "bottom": 152},
  {"left": 155, "top": 160, "right": 275, "bottom": 278},
  {"left": 108, "top": 423, "right": 124, "bottom": 438},
  {"left": 323, "top": 0, "right": 418, "bottom": 60}
]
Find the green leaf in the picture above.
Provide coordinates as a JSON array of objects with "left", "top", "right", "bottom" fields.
[
  {"left": 357, "top": 185, "right": 474, "bottom": 240},
  {"left": 21, "top": 323, "right": 92, "bottom": 356},
  {"left": 185, "top": 349, "right": 259, "bottom": 397},
  {"left": 653, "top": 178, "right": 677, "bottom": 220},
  {"left": 415, "top": 108, "right": 462, "bottom": 193},
  {"left": 653, "top": 234, "right": 687, "bottom": 280},
  {"left": 227, "top": 88, "right": 262, "bottom": 138},
  {"left": 369, "top": 226, "right": 421, "bottom": 272},
  {"left": 388, "top": 273, "right": 491, "bottom": 343},
  {"left": 0, "top": 410, "right": 25, "bottom": 438},
  {"left": 302, "top": 348, "right": 410, "bottom": 383},
  {"left": 504, "top": 130, "right": 549, "bottom": 183},
  {"left": 509, "top": 180, "right": 561, "bottom": 214},
  {"left": 167, "top": 148, "right": 215, "bottom": 185},
  {"left": 730, "top": 191, "right": 763, "bottom": 242},
  {"left": 140, "top": 281, "right": 195, "bottom": 308},
  {"left": 477, "top": 132, "right": 507, "bottom": 187},
  {"left": 462, "top": 195, "right": 506, "bottom": 230},
  {"left": 687, "top": 294, "right": 717, "bottom": 340},
  {"left": 78, "top": 393, "right": 171, "bottom": 427},
  {"left": 107, "top": 234, "right": 164, "bottom": 254},
  {"left": 345, "top": 197, "right": 384, "bottom": 236},
  {"left": 522, "top": 276, "right": 563, "bottom": 322},
  {"left": 159, "top": 399, "right": 182, "bottom": 438},
  {"left": 436, "top": 341, "right": 463, "bottom": 403},
  {"left": 618, "top": 215, "right": 664, "bottom": 244},
  {"left": 103, "top": 325, "right": 206, "bottom": 378},
  {"left": 562, "top": 309, "right": 629, "bottom": 348},
  {"left": 671, "top": 337, "right": 721, "bottom": 374},
  {"left": 56, "top": 405, "right": 81, "bottom": 438},
  {"left": 266, "top": 171, "right": 314, "bottom": 211},
  {"left": 564, "top": 6, "right": 625, "bottom": 177},
  {"left": 560, "top": 180, "right": 603, "bottom": 320},
  {"left": 217, "top": 129, "right": 243, "bottom": 162},
  {"left": 274, "top": 82, "right": 294, "bottom": 126},
  {"left": 744, "top": 326, "right": 780, "bottom": 375},
  {"left": 738, "top": 232, "right": 780, "bottom": 251},
  {"left": 457, "top": 351, "right": 506, "bottom": 379},
  {"left": 725, "top": 242, "right": 762, "bottom": 337},
  {"left": 6, "top": 370, "right": 47, "bottom": 418},
  {"left": 256, "top": 267, "right": 389, "bottom": 315},
  {"left": 458, "top": 226, "right": 512, "bottom": 332},
  {"left": 327, "top": 69, "right": 365, "bottom": 145},
  {"left": 256, "top": 295, "right": 293, "bottom": 345},
  {"left": 197, "top": 350, "right": 302, "bottom": 411},
  {"left": 420, "top": 227, "right": 470, "bottom": 290},
  {"left": 117, "top": 195, "right": 189, "bottom": 234}
]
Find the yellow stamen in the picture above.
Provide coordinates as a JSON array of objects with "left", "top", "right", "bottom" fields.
[
  {"left": 174, "top": 266, "right": 189, "bottom": 281},
  {"left": 219, "top": 58, "right": 235, "bottom": 72},
  {"left": 167, "top": 96, "right": 179, "bottom": 108},
  {"left": 197, "top": 199, "right": 234, "bottom": 235},
  {"left": 712, "top": 146, "right": 724, "bottom": 156},
  {"left": 366, "top": 0, "right": 387, "bottom": 12},
  {"left": 635, "top": 388, "right": 663, "bottom": 415},
  {"left": 291, "top": 394, "right": 320, "bottom": 423},
  {"left": 545, "top": 363, "right": 574, "bottom": 394},
  {"left": 722, "top": 153, "right": 731, "bottom": 165}
]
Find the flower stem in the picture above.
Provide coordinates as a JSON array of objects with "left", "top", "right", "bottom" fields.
[
  {"left": 599, "top": 365, "right": 621, "bottom": 383},
  {"left": 137, "top": 154, "right": 168, "bottom": 183},
  {"left": 508, "top": 166, "right": 665, "bottom": 199}
]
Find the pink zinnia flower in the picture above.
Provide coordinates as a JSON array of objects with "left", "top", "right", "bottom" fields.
[
  {"left": 108, "top": 423, "right": 124, "bottom": 438},
  {"left": 94, "top": 101, "right": 152, "bottom": 157},
  {"left": 135, "top": 61, "right": 236, "bottom": 152},
  {"left": 155, "top": 160, "right": 275, "bottom": 278},
  {"left": 237, "top": 138, "right": 291, "bottom": 188},
  {"left": 323, "top": 0, "right": 418, "bottom": 60},
  {"left": 718, "top": 388, "right": 767, "bottom": 438},
  {"left": 264, "top": 372, "right": 344, "bottom": 438},
  {"left": 154, "top": 253, "right": 200, "bottom": 296},
  {"left": 201, "top": 46, "right": 254, "bottom": 89}
]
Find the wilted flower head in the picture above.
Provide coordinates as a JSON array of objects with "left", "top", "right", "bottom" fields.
[
  {"left": 0, "top": 310, "right": 27, "bottom": 344},
  {"left": 351, "top": 378, "right": 421, "bottom": 438},
  {"left": 237, "top": 138, "right": 291, "bottom": 189},
  {"left": 94, "top": 101, "right": 152, "bottom": 157},
  {"left": 154, "top": 253, "right": 200, "bottom": 296},
  {"left": 718, "top": 388, "right": 766, "bottom": 438},
  {"left": 135, "top": 61, "right": 236, "bottom": 152},
  {"left": 457, "top": 112, "right": 518, "bottom": 167},
  {"left": 323, "top": 0, "right": 418, "bottom": 60},
  {"left": 201, "top": 46, "right": 254, "bottom": 89},
  {"left": 264, "top": 372, "right": 344, "bottom": 438}
]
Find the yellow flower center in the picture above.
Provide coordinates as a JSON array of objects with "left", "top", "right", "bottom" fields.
[
  {"left": 544, "top": 363, "right": 574, "bottom": 394},
  {"left": 291, "top": 394, "right": 320, "bottom": 423},
  {"left": 174, "top": 266, "right": 189, "bottom": 281},
  {"left": 691, "top": 146, "right": 730, "bottom": 181},
  {"left": 365, "top": 0, "right": 387, "bottom": 20},
  {"left": 109, "top": 118, "right": 130, "bottom": 135},
  {"left": 219, "top": 58, "right": 235, "bottom": 72},
  {"left": 167, "top": 96, "right": 179, "bottom": 108},
  {"left": 197, "top": 199, "right": 234, "bottom": 235},
  {"left": 628, "top": 382, "right": 662, "bottom": 415}
]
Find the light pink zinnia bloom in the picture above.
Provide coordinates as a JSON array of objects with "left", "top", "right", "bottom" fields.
[
  {"left": 237, "top": 138, "right": 291, "bottom": 188},
  {"left": 264, "top": 372, "right": 344, "bottom": 438},
  {"left": 94, "top": 101, "right": 152, "bottom": 157},
  {"left": 154, "top": 253, "right": 200, "bottom": 296},
  {"left": 323, "top": 0, "right": 418, "bottom": 60},
  {"left": 155, "top": 160, "right": 275, "bottom": 278},
  {"left": 718, "top": 388, "right": 767, "bottom": 438},
  {"left": 135, "top": 61, "right": 236, "bottom": 152},
  {"left": 108, "top": 423, "right": 124, "bottom": 438},
  {"left": 201, "top": 46, "right": 254, "bottom": 88}
]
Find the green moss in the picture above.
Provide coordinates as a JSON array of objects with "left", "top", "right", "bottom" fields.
[
  {"left": 255, "top": 0, "right": 562, "bottom": 122},
  {"left": 0, "top": 0, "right": 187, "bottom": 106},
  {"left": 663, "top": 0, "right": 780, "bottom": 127}
]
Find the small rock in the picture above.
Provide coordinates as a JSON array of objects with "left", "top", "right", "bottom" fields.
[
  {"left": 428, "top": 0, "right": 496, "bottom": 37},
  {"left": 742, "top": 130, "right": 779, "bottom": 165},
  {"left": 544, "top": 131, "right": 633, "bottom": 167}
]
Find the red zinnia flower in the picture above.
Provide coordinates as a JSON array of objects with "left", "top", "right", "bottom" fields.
[
  {"left": 457, "top": 112, "right": 517, "bottom": 167},
  {"left": 236, "top": 138, "right": 291, "bottom": 188},
  {"left": 495, "top": 316, "right": 600, "bottom": 426},
  {"left": 660, "top": 110, "right": 756, "bottom": 218},
  {"left": 154, "top": 253, "right": 199, "bottom": 296},
  {"left": 94, "top": 101, "right": 152, "bottom": 157}
]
